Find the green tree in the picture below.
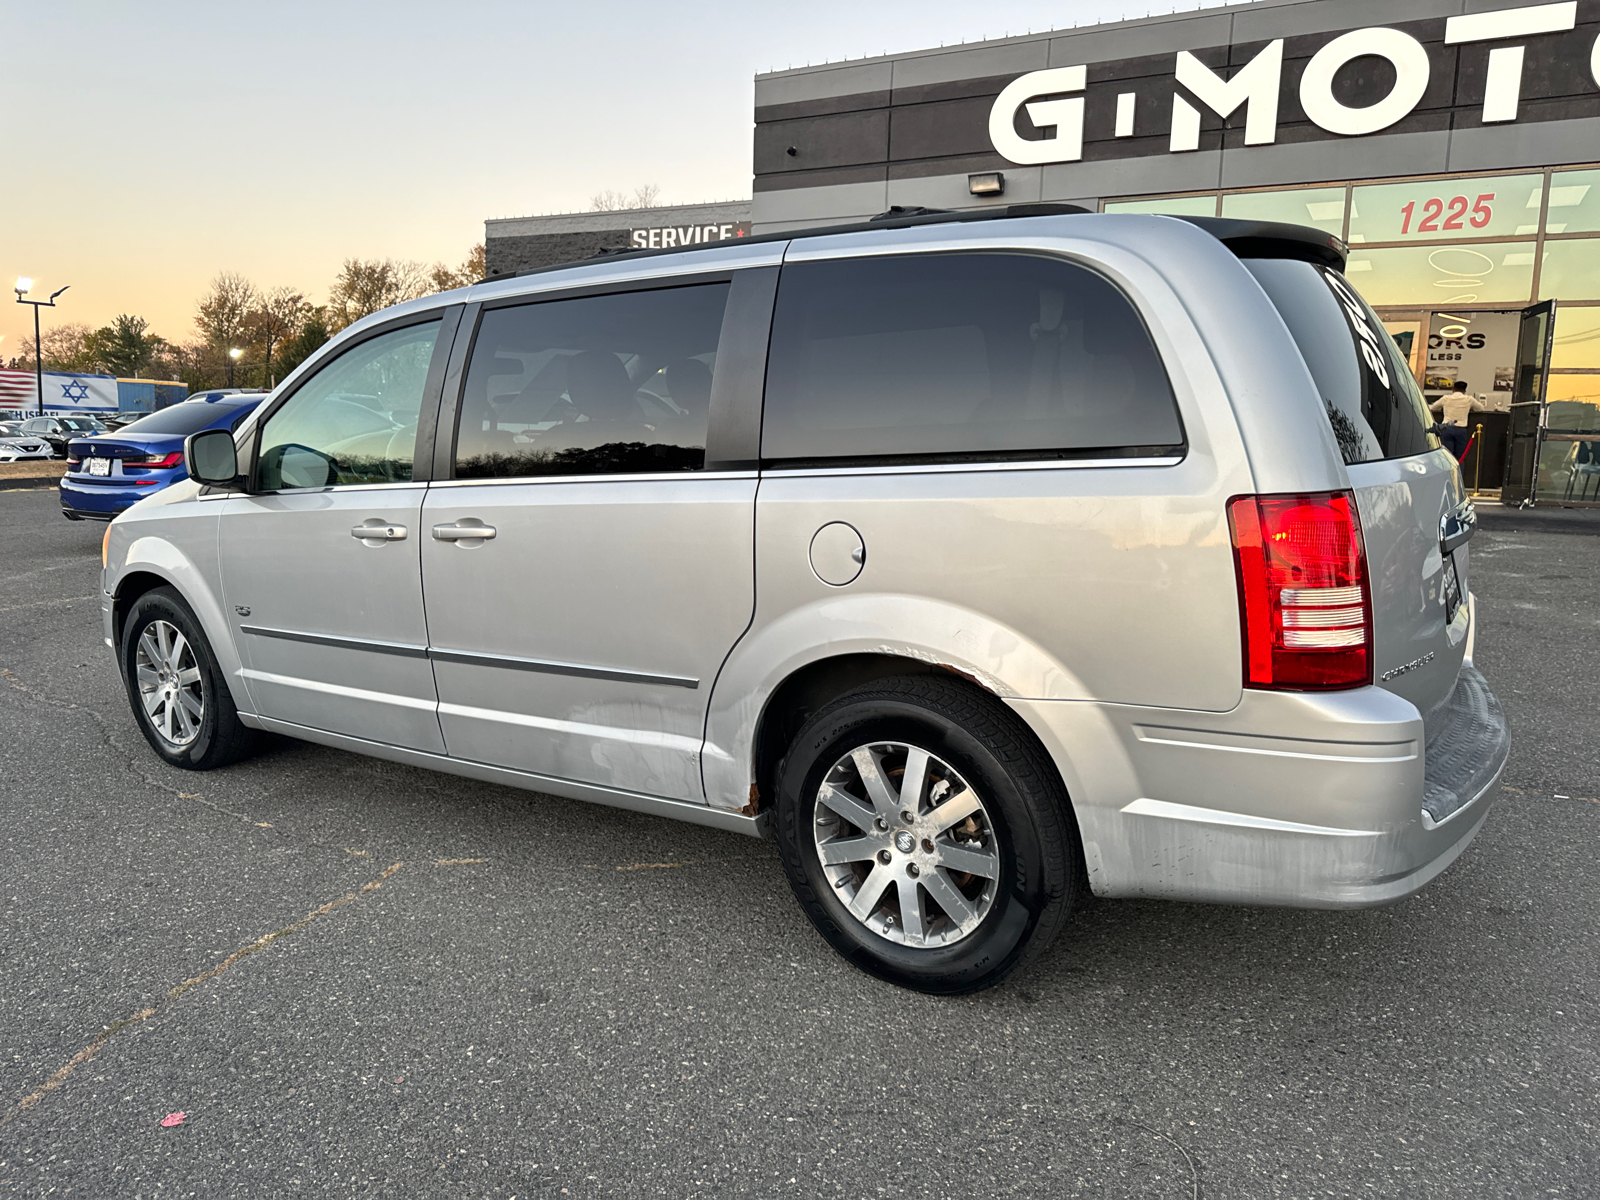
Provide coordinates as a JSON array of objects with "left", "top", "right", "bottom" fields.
[
  {"left": 37, "top": 323, "right": 99, "bottom": 372},
  {"left": 87, "top": 314, "right": 164, "bottom": 378}
]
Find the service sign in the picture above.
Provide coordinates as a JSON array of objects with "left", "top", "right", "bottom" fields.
[{"left": 630, "top": 221, "right": 751, "bottom": 250}]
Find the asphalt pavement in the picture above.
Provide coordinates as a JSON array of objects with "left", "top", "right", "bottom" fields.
[{"left": 1, "top": 486, "right": 1596, "bottom": 1199}]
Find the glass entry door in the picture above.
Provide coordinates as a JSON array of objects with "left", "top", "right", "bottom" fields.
[{"left": 1502, "top": 300, "right": 1556, "bottom": 505}]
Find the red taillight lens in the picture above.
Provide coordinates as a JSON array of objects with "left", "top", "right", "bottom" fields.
[
  {"left": 1228, "top": 491, "right": 1372, "bottom": 690},
  {"left": 126, "top": 451, "right": 184, "bottom": 469}
]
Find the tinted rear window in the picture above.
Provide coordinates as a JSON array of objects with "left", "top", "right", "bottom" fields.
[
  {"left": 761, "top": 253, "right": 1183, "bottom": 464},
  {"left": 116, "top": 403, "right": 242, "bottom": 437},
  {"left": 1245, "top": 258, "right": 1437, "bottom": 464}
]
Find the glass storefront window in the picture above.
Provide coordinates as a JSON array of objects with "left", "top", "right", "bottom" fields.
[
  {"left": 1538, "top": 237, "right": 1600, "bottom": 302},
  {"left": 1220, "top": 187, "right": 1346, "bottom": 235},
  {"left": 1103, "top": 195, "right": 1216, "bottom": 216},
  {"left": 1536, "top": 437, "right": 1600, "bottom": 501},
  {"left": 1348, "top": 174, "right": 1544, "bottom": 243},
  {"left": 1551, "top": 306, "right": 1600, "bottom": 369},
  {"left": 1542, "top": 169, "right": 1600, "bottom": 234},
  {"left": 1544, "top": 375, "right": 1600, "bottom": 434},
  {"left": 1345, "top": 242, "right": 1534, "bottom": 307}
]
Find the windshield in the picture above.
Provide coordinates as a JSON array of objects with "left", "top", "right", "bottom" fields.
[
  {"left": 59, "top": 417, "right": 105, "bottom": 431},
  {"left": 115, "top": 403, "right": 242, "bottom": 437}
]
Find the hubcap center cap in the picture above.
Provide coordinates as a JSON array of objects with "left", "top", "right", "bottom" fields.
[{"left": 893, "top": 830, "right": 916, "bottom": 854}]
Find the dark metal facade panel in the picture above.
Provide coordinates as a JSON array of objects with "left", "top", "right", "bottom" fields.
[
  {"left": 753, "top": 108, "right": 891, "bottom": 175},
  {"left": 753, "top": 0, "right": 1600, "bottom": 208}
]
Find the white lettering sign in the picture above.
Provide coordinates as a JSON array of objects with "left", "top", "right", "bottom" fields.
[
  {"left": 985, "top": 2, "right": 1589, "bottom": 164},
  {"left": 988, "top": 65, "right": 1087, "bottom": 164},
  {"left": 1170, "top": 40, "right": 1282, "bottom": 152},
  {"left": 630, "top": 223, "right": 748, "bottom": 249}
]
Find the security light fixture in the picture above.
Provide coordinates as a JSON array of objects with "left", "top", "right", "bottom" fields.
[
  {"left": 968, "top": 172, "right": 1005, "bottom": 197},
  {"left": 229, "top": 348, "right": 243, "bottom": 360},
  {"left": 14, "top": 276, "right": 32, "bottom": 296}
]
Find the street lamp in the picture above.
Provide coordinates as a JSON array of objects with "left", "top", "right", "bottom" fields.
[
  {"left": 227, "top": 347, "right": 242, "bottom": 388},
  {"left": 15, "top": 277, "right": 69, "bottom": 418}
]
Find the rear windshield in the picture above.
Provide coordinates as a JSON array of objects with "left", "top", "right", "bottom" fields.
[
  {"left": 116, "top": 402, "right": 240, "bottom": 437},
  {"left": 1245, "top": 258, "right": 1437, "bottom": 464}
]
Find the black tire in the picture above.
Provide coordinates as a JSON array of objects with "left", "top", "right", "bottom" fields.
[
  {"left": 774, "top": 675, "right": 1082, "bottom": 995},
  {"left": 120, "top": 586, "right": 257, "bottom": 771}
]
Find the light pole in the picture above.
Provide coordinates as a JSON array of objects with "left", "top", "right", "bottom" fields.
[
  {"left": 228, "top": 347, "right": 242, "bottom": 388},
  {"left": 14, "top": 277, "right": 69, "bottom": 418}
]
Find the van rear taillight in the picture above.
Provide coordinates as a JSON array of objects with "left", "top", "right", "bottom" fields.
[{"left": 1227, "top": 491, "right": 1372, "bottom": 690}]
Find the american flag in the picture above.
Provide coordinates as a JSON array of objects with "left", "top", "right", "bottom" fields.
[{"left": 0, "top": 369, "right": 38, "bottom": 408}]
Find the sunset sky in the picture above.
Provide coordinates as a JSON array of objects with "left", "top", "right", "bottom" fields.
[{"left": 0, "top": 0, "right": 1218, "bottom": 366}]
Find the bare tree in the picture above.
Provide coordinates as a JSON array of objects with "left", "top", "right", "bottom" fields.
[
  {"left": 194, "top": 272, "right": 260, "bottom": 357},
  {"left": 246, "top": 286, "right": 308, "bottom": 387},
  {"left": 428, "top": 244, "right": 487, "bottom": 294},
  {"left": 589, "top": 186, "right": 662, "bottom": 212},
  {"left": 327, "top": 258, "right": 430, "bottom": 332}
]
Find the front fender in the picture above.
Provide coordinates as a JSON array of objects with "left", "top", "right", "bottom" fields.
[
  {"left": 107, "top": 500, "right": 252, "bottom": 717},
  {"left": 701, "top": 592, "right": 1087, "bottom": 811}
]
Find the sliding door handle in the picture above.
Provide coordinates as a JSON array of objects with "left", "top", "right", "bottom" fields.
[
  {"left": 351, "top": 522, "right": 407, "bottom": 543},
  {"left": 432, "top": 521, "right": 497, "bottom": 543}
]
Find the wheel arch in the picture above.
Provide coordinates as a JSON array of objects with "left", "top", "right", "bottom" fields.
[{"left": 109, "top": 551, "right": 251, "bottom": 716}]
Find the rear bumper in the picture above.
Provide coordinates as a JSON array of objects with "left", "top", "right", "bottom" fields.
[{"left": 1010, "top": 664, "right": 1509, "bottom": 909}]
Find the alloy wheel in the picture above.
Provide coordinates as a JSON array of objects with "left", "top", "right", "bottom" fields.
[
  {"left": 812, "top": 741, "right": 1000, "bottom": 948},
  {"left": 135, "top": 619, "right": 205, "bottom": 747}
]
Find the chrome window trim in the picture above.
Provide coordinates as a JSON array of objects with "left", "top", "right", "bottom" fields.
[
  {"left": 429, "top": 647, "right": 698, "bottom": 689},
  {"left": 759, "top": 455, "right": 1183, "bottom": 479},
  {"left": 249, "top": 480, "right": 430, "bottom": 496},
  {"left": 427, "top": 470, "right": 758, "bottom": 488}
]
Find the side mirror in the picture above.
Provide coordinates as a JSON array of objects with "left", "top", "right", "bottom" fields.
[{"left": 186, "top": 428, "right": 239, "bottom": 487}]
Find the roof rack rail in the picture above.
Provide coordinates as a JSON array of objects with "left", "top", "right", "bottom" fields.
[{"left": 484, "top": 203, "right": 1345, "bottom": 284}]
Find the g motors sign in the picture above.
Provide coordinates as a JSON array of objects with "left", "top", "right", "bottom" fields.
[{"left": 989, "top": 1, "right": 1594, "bottom": 164}]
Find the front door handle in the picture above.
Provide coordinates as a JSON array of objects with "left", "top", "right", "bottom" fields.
[
  {"left": 432, "top": 521, "right": 497, "bottom": 542},
  {"left": 351, "top": 522, "right": 407, "bottom": 542}
]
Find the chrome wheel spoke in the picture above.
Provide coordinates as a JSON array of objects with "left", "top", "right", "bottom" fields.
[
  {"left": 896, "top": 878, "right": 926, "bottom": 941},
  {"left": 138, "top": 629, "right": 162, "bottom": 667},
  {"left": 818, "top": 835, "right": 882, "bottom": 865},
  {"left": 928, "top": 787, "right": 982, "bottom": 833},
  {"left": 847, "top": 861, "right": 895, "bottom": 922},
  {"left": 921, "top": 868, "right": 979, "bottom": 928},
  {"left": 160, "top": 699, "right": 176, "bottom": 741},
  {"left": 177, "top": 688, "right": 204, "bottom": 720},
  {"left": 176, "top": 666, "right": 201, "bottom": 687},
  {"left": 135, "top": 664, "right": 160, "bottom": 690},
  {"left": 935, "top": 842, "right": 998, "bottom": 880},
  {"left": 139, "top": 687, "right": 163, "bottom": 718},
  {"left": 851, "top": 747, "right": 902, "bottom": 823},
  {"left": 817, "top": 783, "right": 876, "bottom": 833},
  {"left": 898, "top": 747, "right": 929, "bottom": 812}
]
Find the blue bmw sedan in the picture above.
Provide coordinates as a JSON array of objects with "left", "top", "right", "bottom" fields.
[{"left": 60, "top": 392, "right": 264, "bottom": 521}]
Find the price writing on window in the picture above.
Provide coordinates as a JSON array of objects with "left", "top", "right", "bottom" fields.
[{"left": 1399, "top": 193, "right": 1495, "bottom": 235}]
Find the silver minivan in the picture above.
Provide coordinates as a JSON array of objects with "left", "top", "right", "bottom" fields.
[{"left": 103, "top": 208, "right": 1508, "bottom": 993}]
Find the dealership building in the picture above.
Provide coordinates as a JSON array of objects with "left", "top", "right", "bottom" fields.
[{"left": 489, "top": 0, "right": 1600, "bottom": 505}]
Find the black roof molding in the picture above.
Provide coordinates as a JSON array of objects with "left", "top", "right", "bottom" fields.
[
  {"left": 483, "top": 204, "right": 1344, "bottom": 284},
  {"left": 1175, "top": 216, "right": 1349, "bottom": 270}
]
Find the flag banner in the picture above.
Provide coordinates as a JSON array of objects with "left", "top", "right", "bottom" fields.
[{"left": 0, "top": 370, "right": 118, "bottom": 413}]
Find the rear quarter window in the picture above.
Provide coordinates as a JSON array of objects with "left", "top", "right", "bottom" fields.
[
  {"left": 761, "top": 252, "right": 1183, "bottom": 465},
  {"left": 1245, "top": 258, "right": 1438, "bottom": 464}
]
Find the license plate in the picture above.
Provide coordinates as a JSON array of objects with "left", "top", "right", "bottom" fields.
[
  {"left": 1442, "top": 550, "right": 1463, "bottom": 622},
  {"left": 87, "top": 457, "right": 111, "bottom": 476}
]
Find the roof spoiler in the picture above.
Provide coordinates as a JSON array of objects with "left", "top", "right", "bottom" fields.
[{"left": 1175, "top": 216, "right": 1349, "bottom": 270}]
